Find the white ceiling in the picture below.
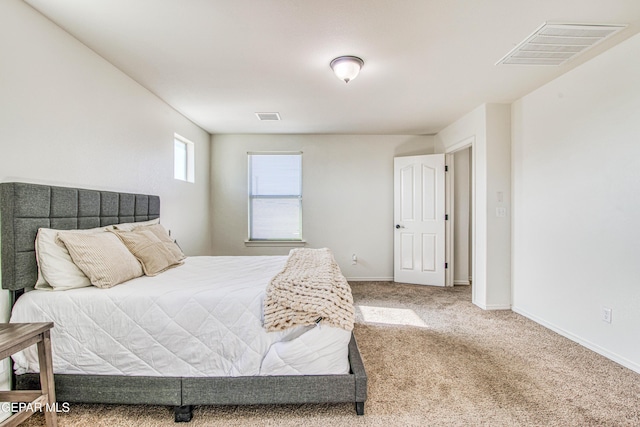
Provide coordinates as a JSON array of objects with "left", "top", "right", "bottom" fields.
[{"left": 24, "top": 0, "right": 640, "bottom": 135}]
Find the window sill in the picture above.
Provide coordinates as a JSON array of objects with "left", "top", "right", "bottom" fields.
[{"left": 244, "top": 240, "right": 307, "bottom": 248}]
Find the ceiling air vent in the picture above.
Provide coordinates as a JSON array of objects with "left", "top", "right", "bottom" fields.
[
  {"left": 255, "top": 112, "right": 281, "bottom": 121},
  {"left": 497, "top": 22, "right": 626, "bottom": 66}
]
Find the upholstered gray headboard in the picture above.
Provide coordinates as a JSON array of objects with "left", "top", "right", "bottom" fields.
[{"left": 0, "top": 182, "right": 160, "bottom": 291}]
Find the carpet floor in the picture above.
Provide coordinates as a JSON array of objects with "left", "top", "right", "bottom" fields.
[{"left": 20, "top": 282, "right": 640, "bottom": 426}]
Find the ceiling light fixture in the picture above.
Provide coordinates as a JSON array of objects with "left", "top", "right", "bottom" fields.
[{"left": 330, "top": 56, "right": 364, "bottom": 83}]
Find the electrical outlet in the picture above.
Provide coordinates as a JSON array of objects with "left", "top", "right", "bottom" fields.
[
  {"left": 602, "top": 307, "right": 612, "bottom": 323},
  {"left": 496, "top": 207, "right": 507, "bottom": 217},
  {"left": 351, "top": 254, "right": 358, "bottom": 265}
]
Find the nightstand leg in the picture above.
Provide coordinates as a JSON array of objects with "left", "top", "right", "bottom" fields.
[{"left": 37, "top": 331, "right": 57, "bottom": 427}]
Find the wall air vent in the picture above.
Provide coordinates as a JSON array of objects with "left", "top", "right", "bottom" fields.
[
  {"left": 497, "top": 22, "right": 626, "bottom": 66},
  {"left": 255, "top": 112, "right": 281, "bottom": 121}
]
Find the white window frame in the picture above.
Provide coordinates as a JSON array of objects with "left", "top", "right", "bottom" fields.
[
  {"left": 245, "top": 151, "right": 306, "bottom": 247},
  {"left": 174, "top": 134, "right": 195, "bottom": 183}
]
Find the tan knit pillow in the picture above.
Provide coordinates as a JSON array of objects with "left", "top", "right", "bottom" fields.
[
  {"left": 57, "top": 231, "right": 143, "bottom": 289},
  {"left": 110, "top": 228, "right": 183, "bottom": 276}
]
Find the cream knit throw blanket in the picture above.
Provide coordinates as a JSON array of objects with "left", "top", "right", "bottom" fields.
[{"left": 263, "top": 248, "right": 355, "bottom": 332}]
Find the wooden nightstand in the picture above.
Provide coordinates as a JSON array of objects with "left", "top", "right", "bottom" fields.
[{"left": 0, "top": 323, "right": 57, "bottom": 427}]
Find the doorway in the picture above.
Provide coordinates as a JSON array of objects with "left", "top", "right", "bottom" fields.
[
  {"left": 393, "top": 148, "right": 473, "bottom": 290},
  {"left": 452, "top": 147, "right": 472, "bottom": 286}
]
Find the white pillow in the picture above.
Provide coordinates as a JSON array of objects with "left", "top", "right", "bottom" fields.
[
  {"left": 34, "top": 226, "right": 110, "bottom": 291},
  {"left": 112, "top": 218, "right": 160, "bottom": 231},
  {"left": 57, "top": 231, "right": 143, "bottom": 289}
]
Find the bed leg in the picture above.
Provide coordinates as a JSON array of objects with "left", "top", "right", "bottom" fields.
[
  {"left": 355, "top": 401, "right": 365, "bottom": 416},
  {"left": 174, "top": 405, "right": 193, "bottom": 422}
]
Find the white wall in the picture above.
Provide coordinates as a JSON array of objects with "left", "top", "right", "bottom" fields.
[
  {"left": 485, "top": 104, "right": 512, "bottom": 306},
  {"left": 435, "top": 104, "right": 511, "bottom": 309},
  {"left": 210, "top": 134, "right": 434, "bottom": 279},
  {"left": 512, "top": 33, "right": 640, "bottom": 373}
]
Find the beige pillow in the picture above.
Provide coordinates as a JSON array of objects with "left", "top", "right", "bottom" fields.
[
  {"left": 57, "top": 231, "right": 143, "bottom": 289},
  {"left": 112, "top": 218, "right": 160, "bottom": 231},
  {"left": 136, "top": 224, "right": 186, "bottom": 261},
  {"left": 35, "top": 226, "right": 110, "bottom": 291},
  {"left": 110, "top": 229, "right": 183, "bottom": 276}
]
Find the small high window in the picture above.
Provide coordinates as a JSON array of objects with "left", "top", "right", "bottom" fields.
[{"left": 174, "top": 134, "right": 195, "bottom": 183}]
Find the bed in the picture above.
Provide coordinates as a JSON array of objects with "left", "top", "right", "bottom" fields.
[{"left": 0, "top": 182, "right": 367, "bottom": 422}]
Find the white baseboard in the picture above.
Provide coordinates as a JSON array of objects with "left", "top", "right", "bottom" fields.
[
  {"left": 513, "top": 306, "right": 640, "bottom": 375},
  {"left": 474, "top": 301, "right": 512, "bottom": 310},
  {"left": 454, "top": 280, "right": 471, "bottom": 285},
  {"left": 346, "top": 277, "right": 394, "bottom": 282}
]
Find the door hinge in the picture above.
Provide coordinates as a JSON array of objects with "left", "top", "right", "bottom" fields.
[
  {"left": 445, "top": 263, "right": 448, "bottom": 269},
  {"left": 445, "top": 165, "right": 448, "bottom": 172},
  {"left": 445, "top": 214, "right": 449, "bottom": 220}
]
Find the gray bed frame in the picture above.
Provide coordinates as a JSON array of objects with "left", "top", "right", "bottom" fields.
[{"left": 0, "top": 182, "right": 367, "bottom": 422}]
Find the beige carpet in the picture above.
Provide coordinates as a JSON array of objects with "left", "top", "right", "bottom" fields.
[{"left": 21, "top": 282, "right": 640, "bottom": 426}]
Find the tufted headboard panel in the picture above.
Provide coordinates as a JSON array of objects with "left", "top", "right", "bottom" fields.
[{"left": 0, "top": 182, "right": 160, "bottom": 291}]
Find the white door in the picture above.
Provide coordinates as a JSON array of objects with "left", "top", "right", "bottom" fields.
[{"left": 394, "top": 154, "right": 446, "bottom": 286}]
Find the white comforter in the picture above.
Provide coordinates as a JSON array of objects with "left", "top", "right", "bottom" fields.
[{"left": 10, "top": 256, "right": 351, "bottom": 377}]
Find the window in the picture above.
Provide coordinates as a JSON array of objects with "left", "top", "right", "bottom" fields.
[
  {"left": 174, "top": 134, "right": 195, "bottom": 183},
  {"left": 248, "top": 152, "right": 302, "bottom": 241}
]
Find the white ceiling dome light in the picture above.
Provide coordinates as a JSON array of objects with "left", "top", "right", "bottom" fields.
[{"left": 330, "top": 56, "right": 364, "bottom": 83}]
